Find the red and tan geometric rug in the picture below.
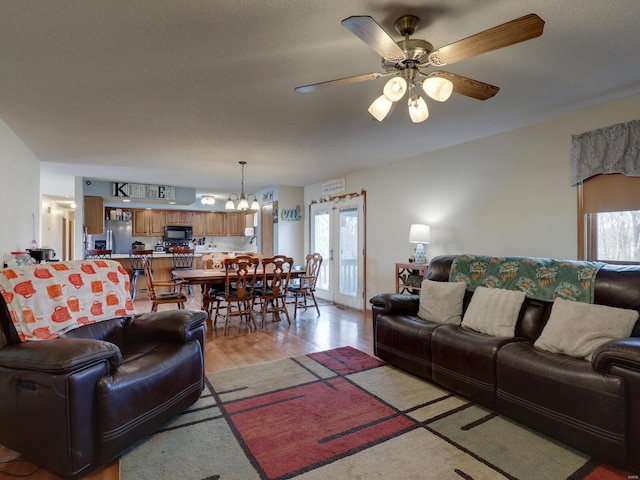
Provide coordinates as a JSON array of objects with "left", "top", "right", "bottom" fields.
[{"left": 120, "top": 347, "right": 635, "bottom": 480}]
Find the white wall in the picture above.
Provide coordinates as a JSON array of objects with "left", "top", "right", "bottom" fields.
[
  {"left": 274, "top": 186, "right": 304, "bottom": 265},
  {"left": 0, "top": 118, "right": 40, "bottom": 262},
  {"left": 305, "top": 93, "right": 640, "bottom": 304}
]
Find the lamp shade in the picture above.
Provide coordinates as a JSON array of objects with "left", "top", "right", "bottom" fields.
[
  {"left": 409, "top": 224, "right": 431, "bottom": 244},
  {"left": 423, "top": 77, "right": 453, "bottom": 102},
  {"left": 408, "top": 96, "right": 429, "bottom": 123},
  {"left": 383, "top": 76, "right": 408, "bottom": 102},
  {"left": 368, "top": 95, "right": 393, "bottom": 121}
]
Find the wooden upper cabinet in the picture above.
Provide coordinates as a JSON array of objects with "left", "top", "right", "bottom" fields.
[
  {"left": 165, "top": 210, "right": 192, "bottom": 226},
  {"left": 209, "top": 212, "right": 227, "bottom": 236},
  {"left": 132, "top": 210, "right": 149, "bottom": 236},
  {"left": 245, "top": 212, "right": 256, "bottom": 229},
  {"left": 84, "top": 196, "right": 104, "bottom": 235},
  {"left": 192, "top": 212, "right": 206, "bottom": 236},
  {"left": 227, "top": 212, "right": 248, "bottom": 236},
  {"left": 193, "top": 211, "right": 227, "bottom": 236},
  {"left": 148, "top": 210, "right": 165, "bottom": 236},
  {"left": 133, "top": 209, "right": 165, "bottom": 236}
]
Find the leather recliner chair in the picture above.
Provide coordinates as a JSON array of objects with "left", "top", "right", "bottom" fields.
[{"left": 0, "top": 296, "right": 206, "bottom": 478}]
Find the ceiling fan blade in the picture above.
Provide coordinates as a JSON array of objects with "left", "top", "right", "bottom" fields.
[
  {"left": 341, "top": 16, "right": 406, "bottom": 62},
  {"left": 428, "top": 71, "right": 499, "bottom": 100},
  {"left": 428, "top": 13, "right": 545, "bottom": 66},
  {"left": 294, "top": 72, "right": 390, "bottom": 93}
]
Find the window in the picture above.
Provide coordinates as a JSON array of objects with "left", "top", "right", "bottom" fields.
[
  {"left": 578, "top": 174, "right": 640, "bottom": 262},
  {"left": 587, "top": 211, "right": 640, "bottom": 261}
]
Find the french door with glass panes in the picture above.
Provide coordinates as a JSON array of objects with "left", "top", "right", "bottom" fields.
[{"left": 310, "top": 195, "right": 365, "bottom": 310}]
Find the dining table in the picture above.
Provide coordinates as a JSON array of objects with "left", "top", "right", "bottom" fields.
[{"left": 171, "top": 266, "right": 305, "bottom": 322}]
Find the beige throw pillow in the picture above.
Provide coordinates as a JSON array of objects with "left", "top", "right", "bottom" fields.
[
  {"left": 417, "top": 280, "right": 467, "bottom": 324},
  {"left": 534, "top": 297, "right": 638, "bottom": 361},
  {"left": 461, "top": 286, "right": 526, "bottom": 337}
]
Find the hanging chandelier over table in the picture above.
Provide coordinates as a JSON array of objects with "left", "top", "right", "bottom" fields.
[{"left": 225, "top": 161, "right": 259, "bottom": 211}]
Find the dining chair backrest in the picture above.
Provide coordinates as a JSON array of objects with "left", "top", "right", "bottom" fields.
[
  {"left": 84, "top": 249, "right": 112, "bottom": 259},
  {"left": 260, "top": 255, "right": 293, "bottom": 297},
  {"left": 129, "top": 249, "right": 154, "bottom": 272},
  {"left": 142, "top": 257, "right": 158, "bottom": 299},
  {"left": 303, "top": 252, "right": 323, "bottom": 289},
  {"left": 224, "top": 255, "right": 259, "bottom": 300},
  {"left": 172, "top": 248, "right": 195, "bottom": 270},
  {"left": 201, "top": 253, "right": 214, "bottom": 270},
  {"left": 142, "top": 256, "right": 187, "bottom": 311}
]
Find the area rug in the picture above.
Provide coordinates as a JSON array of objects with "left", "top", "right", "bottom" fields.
[{"left": 120, "top": 347, "right": 634, "bottom": 480}]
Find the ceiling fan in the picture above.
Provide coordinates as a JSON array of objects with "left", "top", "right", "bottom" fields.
[{"left": 294, "top": 13, "right": 545, "bottom": 123}]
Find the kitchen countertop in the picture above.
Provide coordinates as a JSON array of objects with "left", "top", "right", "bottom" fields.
[
  {"left": 110, "top": 252, "right": 204, "bottom": 260},
  {"left": 109, "top": 250, "right": 256, "bottom": 260}
]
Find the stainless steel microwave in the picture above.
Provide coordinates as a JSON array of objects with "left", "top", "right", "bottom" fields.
[{"left": 163, "top": 226, "right": 193, "bottom": 242}]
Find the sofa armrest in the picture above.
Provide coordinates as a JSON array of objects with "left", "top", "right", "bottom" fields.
[
  {"left": 369, "top": 293, "right": 420, "bottom": 315},
  {"left": 127, "top": 309, "right": 207, "bottom": 343},
  {"left": 592, "top": 337, "right": 640, "bottom": 372},
  {"left": 0, "top": 338, "right": 121, "bottom": 373}
]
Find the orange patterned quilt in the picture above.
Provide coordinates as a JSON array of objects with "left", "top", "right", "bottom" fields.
[{"left": 0, "top": 259, "right": 135, "bottom": 341}]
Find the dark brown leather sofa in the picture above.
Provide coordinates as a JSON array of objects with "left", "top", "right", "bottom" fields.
[
  {"left": 0, "top": 299, "right": 207, "bottom": 478},
  {"left": 370, "top": 255, "right": 640, "bottom": 473}
]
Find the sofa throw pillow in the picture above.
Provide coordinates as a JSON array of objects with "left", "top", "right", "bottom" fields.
[
  {"left": 461, "top": 286, "right": 526, "bottom": 337},
  {"left": 417, "top": 280, "right": 467, "bottom": 324},
  {"left": 534, "top": 297, "right": 639, "bottom": 361}
]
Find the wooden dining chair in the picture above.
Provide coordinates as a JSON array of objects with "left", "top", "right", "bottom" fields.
[
  {"left": 84, "top": 249, "right": 112, "bottom": 259},
  {"left": 211, "top": 255, "right": 259, "bottom": 334},
  {"left": 143, "top": 257, "right": 187, "bottom": 312},
  {"left": 287, "top": 253, "right": 323, "bottom": 317},
  {"left": 255, "top": 255, "right": 293, "bottom": 327}
]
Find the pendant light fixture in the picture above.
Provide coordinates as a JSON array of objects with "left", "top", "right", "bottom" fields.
[
  {"left": 225, "top": 161, "right": 259, "bottom": 211},
  {"left": 368, "top": 72, "right": 453, "bottom": 123}
]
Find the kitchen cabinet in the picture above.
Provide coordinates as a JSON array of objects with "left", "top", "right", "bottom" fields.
[
  {"left": 192, "top": 212, "right": 206, "bottom": 236},
  {"left": 84, "top": 196, "right": 104, "bottom": 235},
  {"left": 133, "top": 209, "right": 165, "bottom": 236},
  {"left": 193, "top": 212, "right": 227, "bottom": 236},
  {"left": 227, "top": 212, "right": 248, "bottom": 236},
  {"left": 207, "top": 212, "right": 227, "bottom": 236},
  {"left": 165, "top": 210, "right": 192, "bottom": 226}
]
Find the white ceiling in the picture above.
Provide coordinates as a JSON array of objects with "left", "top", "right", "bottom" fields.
[{"left": 2, "top": 1, "right": 640, "bottom": 203}]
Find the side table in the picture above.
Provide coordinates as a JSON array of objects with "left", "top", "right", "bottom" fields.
[{"left": 395, "top": 262, "right": 428, "bottom": 294}]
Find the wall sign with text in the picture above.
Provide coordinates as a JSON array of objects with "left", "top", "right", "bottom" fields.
[
  {"left": 112, "top": 182, "right": 176, "bottom": 200},
  {"left": 281, "top": 205, "right": 302, "bottom": 221}
]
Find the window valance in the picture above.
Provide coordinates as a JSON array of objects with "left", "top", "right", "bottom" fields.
[{"left": 570, "top": 119, "right": 640, "bottom": 185}]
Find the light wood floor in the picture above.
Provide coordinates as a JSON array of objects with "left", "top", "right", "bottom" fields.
[{"left": 0, "top": 292, "right": 373, "bottom": 479}]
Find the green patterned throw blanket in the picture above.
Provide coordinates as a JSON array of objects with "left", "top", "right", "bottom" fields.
[{"left": 449, "top": 255, "right": 604, "bottom": 303}]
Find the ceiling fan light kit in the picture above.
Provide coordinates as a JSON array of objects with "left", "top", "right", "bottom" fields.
[
  {"left": 424, "top": 77, "right": 453, "bottom": 102},
  {"left": 383, "top": 76, "right": 407, "bottom": 102},
  {"left": 368, "top": 95, "right": 393, "bottom": 121},
  {"left": 408, "top": 95, "right": 429, "bottom": 123},
  {"left": 295, "top": 13, "right": 544, "bottom": 124}
]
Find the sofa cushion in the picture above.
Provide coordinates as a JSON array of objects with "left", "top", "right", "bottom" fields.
[
  {"left": 417, "top": 279, "right": 466, "bottom": 324},
  {"left": 533, "top": 297, "right": 638, "bottom": 361},
  {"left": 461, "top": 286, "right": 526, "bottom": 337}
]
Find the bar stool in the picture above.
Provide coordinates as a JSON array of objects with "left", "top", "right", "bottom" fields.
[
  {"left": 171, "top": 248, "right": 195, "bottom": 295},
  {"left": 129, "top": 249, "right": 154, "bottom": 300},
  {"left": 84, "top": 249, "right": 112, "bottom": 259}
]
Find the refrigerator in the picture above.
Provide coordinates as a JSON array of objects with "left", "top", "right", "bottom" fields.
[{"left": 92, "top": 220, "right": 134, "bottom": 254}]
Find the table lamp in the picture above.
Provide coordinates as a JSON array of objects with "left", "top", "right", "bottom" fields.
[{"left": 409, "top": 224, "right": 431, "bottom": 264}]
